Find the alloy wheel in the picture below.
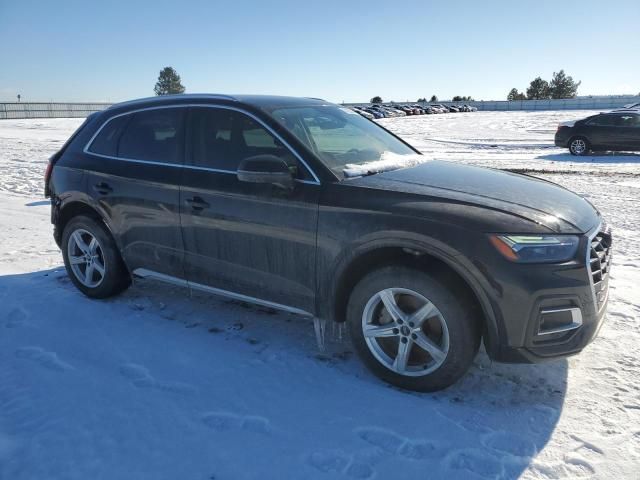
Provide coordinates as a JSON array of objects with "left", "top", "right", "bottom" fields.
[
  {"left": 67, "top": 228, "right": 106, "bottom": 288},
  {"left": 570, "top": 138, "right": 587, "bottom": 155},
  {"left": 361, "top": 288, "right": 449, "bottom": 376}
]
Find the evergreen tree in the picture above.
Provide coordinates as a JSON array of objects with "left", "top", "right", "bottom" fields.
[
  {"left": 526, "top": 77, "right": 551, "bottom": 99},
  {"left": 370, "top": 96, "right": 383, "bottom": 104},
  {"left": 417, "top": 97, "right": 426, "bottom": 103},
  {"left": 507, "top": 88, "right": 520, "bottom": 101},
  {"left": 430, "top": 95, "right": 438, "bottom": 102},
  {"left": 154, "top": 67, "right": 186, "bottom": 95},
  {"left": 549, "top": 70, "right": 581, "bottom": 99}
]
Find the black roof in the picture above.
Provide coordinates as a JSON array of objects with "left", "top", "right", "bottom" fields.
[{"left": 107, "top": 94, "right": 331, "bottom": 112}]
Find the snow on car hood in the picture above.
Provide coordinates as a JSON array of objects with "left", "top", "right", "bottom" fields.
[{"left": 343, "top": 151, "right": 431, "bottom": 178}]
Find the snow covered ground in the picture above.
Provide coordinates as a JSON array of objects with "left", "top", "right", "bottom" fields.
[{"left": 0, "top": 112, "right": 639, "bottom": 479}]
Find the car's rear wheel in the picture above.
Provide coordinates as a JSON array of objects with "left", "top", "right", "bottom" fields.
[
  {"left": 61, "top": 215, "right": 131, "bottom": 298},
  {"left": 347, "top": 266, "right": 480, "bottom": 392},
  {"left": 569, "top": 137, "right": 590, "bottom": 156}
]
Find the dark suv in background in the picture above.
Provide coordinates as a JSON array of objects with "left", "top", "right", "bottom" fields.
[
  {"left": 555, "top": 110, "right": 640, "bottom": 155},
  {"left": 46, "top": 94, "right": 611, "bottom": 391}
]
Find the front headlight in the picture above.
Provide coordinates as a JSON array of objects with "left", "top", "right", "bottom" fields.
[{"left": 489, "top": 235, "right": 580, "bottom": 263}]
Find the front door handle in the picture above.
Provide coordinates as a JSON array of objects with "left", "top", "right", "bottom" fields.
[
  {"left": 185, "top": 196, "right": 210, "bottom": 211},
  {"left": 93, "top": 182, "right": 113, "bottom": 195}
]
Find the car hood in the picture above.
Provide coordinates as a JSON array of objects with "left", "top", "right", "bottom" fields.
[{"left": 348, "top": 160, "right": 599, "bottom": 233}]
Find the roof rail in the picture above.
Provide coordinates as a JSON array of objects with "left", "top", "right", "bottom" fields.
[{"left": 108, "top": 93, "right": 238, "bottom": 109}]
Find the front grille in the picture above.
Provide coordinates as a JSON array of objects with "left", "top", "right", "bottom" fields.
[{"left": 589, "top": 227, "right": 612, "bottom": 309}]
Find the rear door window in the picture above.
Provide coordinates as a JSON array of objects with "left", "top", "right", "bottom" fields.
[
  {"left": 88, "top": 115, "right": 130, "bottom": 156},
  {"left": 117, "top": 108, "right": 185, "bottom": 164}
]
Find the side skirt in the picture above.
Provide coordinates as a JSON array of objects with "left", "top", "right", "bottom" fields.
[{"left": 132, "top": 268, "right": 314, "bottom": 318}]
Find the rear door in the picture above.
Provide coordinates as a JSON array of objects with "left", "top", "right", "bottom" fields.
[
  {"left": 180, "top": 106, "right": 320, "bottom": 314},
  {"left": 615, "top": 113, "right": 640, "bottom": 150},
  {"left": 84, "top": 107, "right": 186, "bottom": 278}
]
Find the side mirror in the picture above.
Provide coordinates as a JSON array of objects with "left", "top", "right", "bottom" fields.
[{"left": 237, "top": 154, "right": 294, "bottom": 189}]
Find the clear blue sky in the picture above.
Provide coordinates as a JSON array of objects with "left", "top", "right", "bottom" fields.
[{"left": 1, "top": 0, "right": 638, "bottom": 103}]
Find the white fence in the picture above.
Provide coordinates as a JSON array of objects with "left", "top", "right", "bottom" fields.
[
  {"left": 461, "top": 96, "right": 640, "bottom": 111},
  {"left": 0, "top": 102, "right": 111, "bottom": 119},
  {"left": 346, "top": 96, "right": 640, "bottom": 112},
  {"left": 2, "top": 96, "right": 639, "bottom": 119}
]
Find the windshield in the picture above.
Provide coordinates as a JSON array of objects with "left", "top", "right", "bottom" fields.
[{"left": 269, "top": 105, "right": 425, "bottom": 178}]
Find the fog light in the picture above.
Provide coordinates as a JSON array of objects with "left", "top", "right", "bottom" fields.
[{"left": 537, "top": 307, "right": 582, "bottom": 336}]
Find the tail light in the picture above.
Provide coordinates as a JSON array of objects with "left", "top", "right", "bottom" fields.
[{"left": 44, "top": 156, "right": 55, "bottom": 198}]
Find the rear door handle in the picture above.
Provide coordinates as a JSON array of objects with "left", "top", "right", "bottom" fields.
[
  {"left": 185, "top": 196, "right": 210, "bottom": 211},
  {"left": 93, "top": 182, "right": 113, "bottom": 195}
]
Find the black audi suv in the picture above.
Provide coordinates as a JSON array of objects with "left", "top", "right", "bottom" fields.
[
  {"left": 46, "top": 94, "right": 611, "bottom": 391},
  {"left": 555, "top": 110, "right": 640, "bottom": 155}
]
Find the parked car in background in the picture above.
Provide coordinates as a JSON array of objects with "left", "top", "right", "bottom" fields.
[
  {"left": 365, "top": 108, "right": 385, "bottom": 119},
  {"left": 47, "top": 94, "right": 610, "bottom": 392},
  {"left": 431, "top": 104, "right": 449, "bottom": 113},
  {"left": 349, "top": 102, "right": 477, "bottom": 119},
  {"left": 555, "top": 111, "right": 640, "bottom": 155},
  {"left": 397, "top": 106, "right": 413, "bottom": 115},
  {"left": 368, "top": 106, "right": 388, "bottom": 118},
  {"left": 389, "top": 107, "right": 407, "bottom": 116},
  {"left": 352, "top": 107, "right": 375, "bottom": 120}
]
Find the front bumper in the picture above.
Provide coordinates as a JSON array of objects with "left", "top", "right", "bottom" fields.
[
  {"left": 491, "top": 282, "right": 608, "bottom": 363},
  {"left": 484, "top": 224, "right": 611, "bottom": 363}
]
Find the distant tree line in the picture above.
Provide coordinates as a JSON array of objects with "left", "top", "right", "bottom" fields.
[
  {"left": 372, "top": 94, "right": 474, "bottom": 103},
  {"left": 416, "top": 95, "right": 439, "bottom": 102},
  {"left": 371, "top": 70, "right": 583, "bottom": 104},
  {"left": 508, "top": 70, "right": 581, "bottom": 101}
]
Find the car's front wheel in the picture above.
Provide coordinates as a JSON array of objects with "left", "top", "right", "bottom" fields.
[
  {"left": 569, "top": 137, "right": 590, "bottom": 156},
  {"left": 347, "top": 266, "right": 480, "bottom": 391},
  {"left": 61, "top": 215, "right": 131, "bottom": 298}
]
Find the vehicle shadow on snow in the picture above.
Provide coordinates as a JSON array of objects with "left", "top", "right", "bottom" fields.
[
  {"left": 538, "top": 151, "right": 640, "bottom": 163},
  {"left": 1, "top": 268, "right": 568, "bottom": 479}
]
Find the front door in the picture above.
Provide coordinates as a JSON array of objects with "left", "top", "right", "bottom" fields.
[
  {"left": 584, "top": 114, "right": 625, "bottom": 149},
  {"left": 180, "top": 106, "right": 320, "bottom": 314},
  {"left": 84, "top": 107, "right": 186, "bottom": 278}
]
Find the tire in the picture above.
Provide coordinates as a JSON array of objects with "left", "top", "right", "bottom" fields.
[
  {"left": 569, "top": 137, "right": 590, "bottom": 156},
  {"left": 347, "top": 266, "right": 480, "bottom": 392},
  {"left": 61, "top": 215, "right": 131, "bottom": 298}
]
